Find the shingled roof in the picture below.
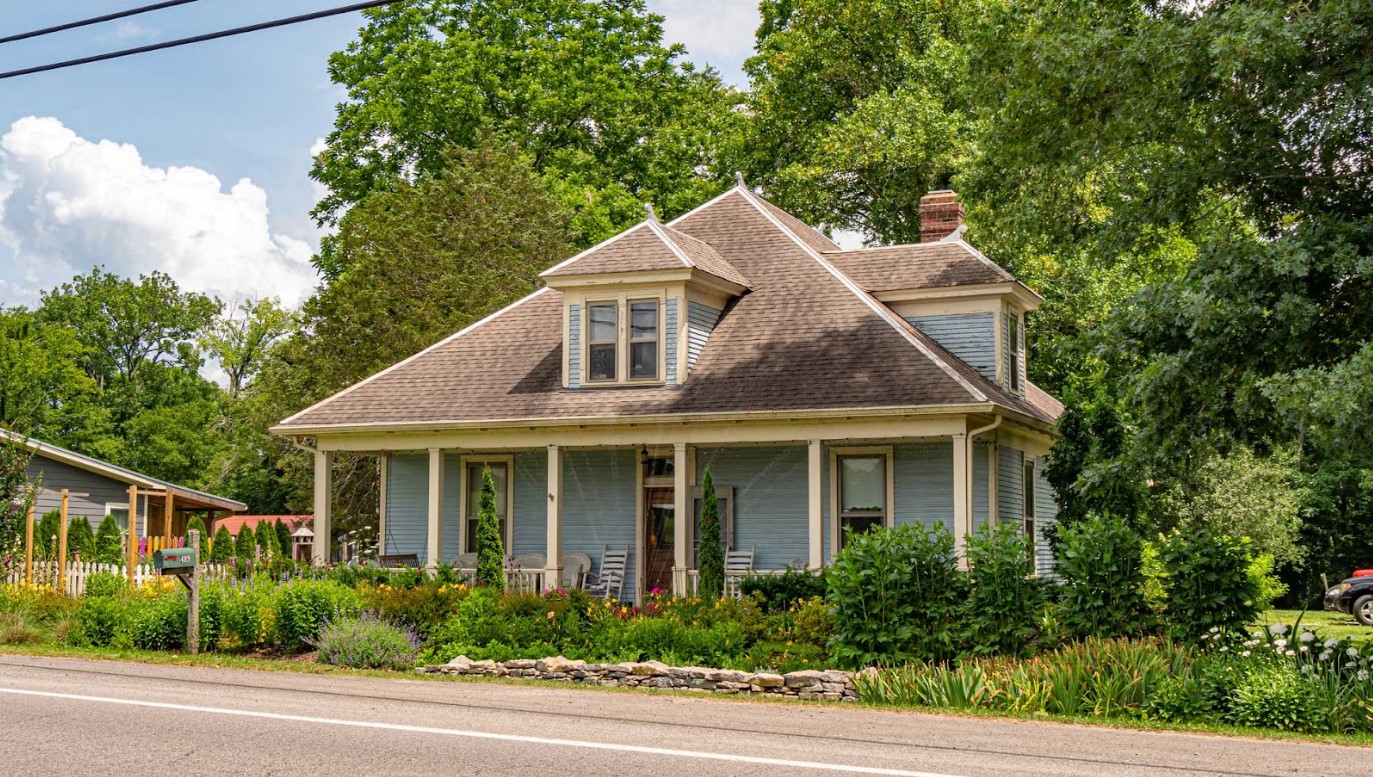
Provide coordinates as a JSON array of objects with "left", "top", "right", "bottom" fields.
[
  {"left": 824, "top": 241, "right": 1016, "bottom": 293},
  {"left": 277, "top": 185, "right": 1058, "bottom": 432}
]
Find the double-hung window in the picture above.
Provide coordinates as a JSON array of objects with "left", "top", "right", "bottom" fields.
[
  {"left": 837, "top": 454, "right": 888, "bottom": 547},
  {"left": 629, "top": 299, "right": 659, "bottom": 380},
  {"left": 584, "top": 298, "right": 661, "bottom": 384},
  {"left": 587, "top": 303, "right": 618, "bottom": 382}
]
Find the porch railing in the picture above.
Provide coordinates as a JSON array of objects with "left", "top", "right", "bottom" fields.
[{"left": 675, "top": 568, "right": 791, "bottom": 599}]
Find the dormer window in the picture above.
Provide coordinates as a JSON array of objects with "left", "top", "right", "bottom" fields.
[
  {"left": 630, "top": 299, "right": 660, "bottom": 380},
  {"left": 588, "top": 302, "right": 618, "bottom": 381}
]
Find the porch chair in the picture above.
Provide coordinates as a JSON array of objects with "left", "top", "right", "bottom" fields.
[
  {"left": 451, "top": 552, "right": 479, "bottom": 585},
  {"left": 560, "top": 552, "right": 592, "bottom": 590},
  {"left": 583, "top": 546, "right": 629, "bottom": 600},
  {"left": 723, "top": 546, "right": 755, "bottom": 599},
  {"left": 510, "top": 553, "right": 546, "bottom": 594}
]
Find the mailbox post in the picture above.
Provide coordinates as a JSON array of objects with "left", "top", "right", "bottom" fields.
[{"left": 154, "top": 531, "right": 199, "bottom": 655}]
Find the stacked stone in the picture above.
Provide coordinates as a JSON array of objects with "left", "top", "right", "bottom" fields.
[{"left": 418, "top": 656, "right": 859, "bottom": 701}]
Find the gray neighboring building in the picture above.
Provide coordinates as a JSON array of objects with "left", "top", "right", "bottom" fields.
[{"left": 11, "top": 431, "right": 246, "bottom": 538}]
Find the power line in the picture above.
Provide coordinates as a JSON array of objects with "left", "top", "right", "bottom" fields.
[
  {"left": 0, "top": 0, "right": 203, "bottom": 47},
  {"left": 0, "top": 0, "right": 406, "bottom": 81}
]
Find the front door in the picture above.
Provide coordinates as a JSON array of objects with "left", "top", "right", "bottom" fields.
[{"left": 643, "top": 486, "right": 675, "bottom": 595}]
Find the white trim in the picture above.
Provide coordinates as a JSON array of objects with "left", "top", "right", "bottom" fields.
[
  {"left": 645, "top": 220, "right": 694, "bottom": 269},
  {"left": 539, "top": 222, "right": 651, "bottom": 277},
  {"left": 279, "top": 288, "right": 550, "bottom": 427},
  {"left": 829, "top": 445, "right": 895, "bottom": 552},
  {"left": 732, "top": 187, "right": 989, "bottom": 404},
  {"left": 377, "top": 454, "right": 388, "bottom": 556}
]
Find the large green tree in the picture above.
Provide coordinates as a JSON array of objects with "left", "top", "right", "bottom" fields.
[
  {"left": 201, "top": 297, "right": 293, "bottom": 398},
  {"left": 312, "top": 0, "right": 744, "bottom": 259},
  {"left": 746, "top": 0, "right": 977, "bottom": 244},
  {"left": 0, "top": 310, "right": 104, "bottom": 445}
]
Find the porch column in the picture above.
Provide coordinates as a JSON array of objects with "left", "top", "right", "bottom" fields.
[
  {"left": 377, "top": 454, "right": 389, "bottom": 556},
  {"left": 312, "top": 450, "right": 332, "bottom": 565},
  {"left": 808, "top": 440, "right": 823, "bottom": 568},
  {"left": 672, "top": 442, "right": 689, "bottom": 595},
  {"left": 952, "top": 432, "right": 970, "bottom": 567},
  {"left": 545, "top": 445, "right": 563, "bottom": 590},
  {"left": 426, "top": 447, "right": 445, "bottom": 569}
]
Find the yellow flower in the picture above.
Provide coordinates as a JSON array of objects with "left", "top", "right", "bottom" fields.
[{"left": 546, "top": 610, "right": 556, "bottom": 619}]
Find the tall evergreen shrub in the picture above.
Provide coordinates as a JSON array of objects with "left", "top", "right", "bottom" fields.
[
  {"left": 274, "top": 519, "right": 293, "bottom": 557},
  {"left": 235, "top": 525, "right": 256, "bottom": 565},
  {"left": 185, "top": 516, "right": 209, "bottom": 557},
  {"left": 67, "top": 515, "right": 96, "bottom": 559},
  {"left": 211, "top": 525, "right": 234, "bottom": 563},
  {"left": 93, "top": 515, "right": 123, "bottom": 564},
  {"left": 35, "top": 510, "right": 60, "bottom": 559},
  {"left": 475, "top": 466, "right": 505, "bottom": 589},
  {"left": 1055, "top": 513, "right": 1150, "bottom": 638},
  {"left": 257, "top": 520, "right": 280, "bottom": 560},
  {"left": 696, "top": 469, "right": 725, "bottom": 599}
]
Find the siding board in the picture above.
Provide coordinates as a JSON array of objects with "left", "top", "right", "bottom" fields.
[
  {"left": 972, "top": 443, "right": 990, "bottom": 531},
  {"left": 908, "top": 313, "right": 996, "bottom": 381},
  {"left": 695, "top": 446, "right": 808, "bottom": 570},
  {"left": 511, "top": 450, "right": 547, "bottom": 556},
  {"left": 686, "top": 301, "right": 721, "bottom": 373},
  {"left": 384, "top": 453, "right": 428, "bottom": 559},
  {"left": 567, "top": 304, "right": 581, "bottom": 389},
  {"left": 998, "top": 445, "right": 1024, "bottom": 529},
  {"left": 1033, "top": 457, "right": 1059, "bottom": 578},
  {"left": 561, "top": 449, "right": 637, "bottom": 600}
]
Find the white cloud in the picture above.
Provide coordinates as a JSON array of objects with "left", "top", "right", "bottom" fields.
[
  {"left": 649, "top": 0, "right": 759, "bottom": 86},
  {"left": 110, "top": 21, "right": 157, "bottom": 40},
  {"left": 0, "top": 117, "right": 318, "bottom": 307}
]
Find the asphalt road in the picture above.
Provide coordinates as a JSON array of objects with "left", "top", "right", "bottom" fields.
[{"left": 0, "top": 655, "right": 1367, "bottom": 776}]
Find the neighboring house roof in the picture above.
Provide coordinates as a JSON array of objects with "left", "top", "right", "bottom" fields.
[
  {"left": 541, "top": 220, "right": 751, "bottom": 289},
  {"left": 277, "top": 185, "right": 1060, "bottom": 432},
  {"left": 214, "top": 514, "right": 310, "bottom": 536},
  {"left": 823, "top": 241, "right": 1017, "bottom": 292},
  {"left": 8, "top": 430, "right": 247, "bottom": 512}
]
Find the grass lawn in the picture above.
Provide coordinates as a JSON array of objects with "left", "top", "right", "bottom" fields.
[{"left": 1256, "top": 609, "right": 1372, "bottom": 642}]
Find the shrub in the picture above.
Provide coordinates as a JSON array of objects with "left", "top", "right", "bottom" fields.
[
  {"left": 34, "top": 511, "right": 61, "bottom": 560},
  {"left": 1227, "top": 664, "right": 1326, "bottom": 732},
  {"left": 274, "top": 519, "right": 293, "bottom": 559},
  {"left": 1055, "top": 514, "right": 1151, "bottom": 639},
  {"left": 962, "top": 523, "right": 1044, "bottom": 657},
  {"left": 742, "top": 567, "right": 826, "bottom": 613},
  {"left": 129, "top": 593, "right": 187, "bottom": 651},
  {"left": 85, "top": 571, "right": 127, "bottom": 598},
  {"left": 311, "top": 613, "right": 419, "bottom": 670},
  {"left": 696, "top": 469, "right": 725, "bottom": 600},
  {"left": 210, "top": 525, "right": 234, "bottom": 564},
  {"left": 1247, "top": 553, "right": 1287, "bottom": 609},
  {"left": 361, "top": 582, "right": 469, "bottom": 640},
  {"left": 235, "top": 526, "right": 256, "bottom": 565},
  {"left": 474, "top": 467, "right": 504, "bottom": 589},
  {"left": 257, "top": 520, "right": 279, "bottom": 560},
  {"left": 1158, "top": 525, "right": 1259, "bottom": 643},
  {"left": 73, "top": 595, "right": 129, "bottom": 648},
  {"left": 272, "top": 579, "right": 361, "bottom": 651},
  {"left": 93, "top": 515, "right": 123, "bottom": 564},
  {"left": 827, "top": 523, "right": 963, "bottom": 667},
  {"left": 220, "top": 581, "right": 273, "bottom": 647},
  {"left": 67, "top": 516, "right": 96, "bottom": 559},
  {"left": 185, "top": 516, "right": 210, "bottom": 558}
]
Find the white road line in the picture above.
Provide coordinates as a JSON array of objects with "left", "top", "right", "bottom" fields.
[{"left": 0, "top": 686, "right": 968, "bottom": 777}]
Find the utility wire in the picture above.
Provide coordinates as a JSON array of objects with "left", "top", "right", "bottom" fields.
[
  {"left": 0, "top": 0, "right": 405, "bottom": 81},
  {"left": 0, "top": 0, "right": 203, "bottom": 47}
]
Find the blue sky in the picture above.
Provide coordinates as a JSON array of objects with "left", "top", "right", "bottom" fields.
[{"left": 0, "top": 1, "right": 759, "bottom": 308}]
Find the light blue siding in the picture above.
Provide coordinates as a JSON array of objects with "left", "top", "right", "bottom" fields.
[
  {"left": 1032, "top": 457, "right": 1059, "bottom": 578},
  {"left": 696, "top": 446, "right": 809, "bottom": 570},
  {"left": 665, "top": 299, "right": 678, "bottom": 386},
  {"left": 908, "top": 313, "right": 996, "bottom": 381},
  {"left": 385, "top": 453, "right": 429, "bottom": 559},
  {"left": 511, "top": 450, "right": 547, "bottom": 556},
  {"left": 561, "top": 449, "right": 637, "bottom": 600},
  {"left": 567, "top": 304, "right": 581, "bottom": 389},
  {"left": 972, "top": 443, "right": 990, "bottom": 530},
  {"left": 893, "top": 442, "right": 955, "bottom": 534},
  {"left": 687, "top": 301, "right": 721, "bottom": 372},
  {"left": 1002, "top": 312, "right": 1012, "bottom": 391},
  {"left": 998, "top": 446, "right": 1024, "bottom": 528}
]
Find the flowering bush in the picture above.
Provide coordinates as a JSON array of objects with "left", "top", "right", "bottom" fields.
[{"left": 311, "top": 613, "right": 420, "bottom": 670}]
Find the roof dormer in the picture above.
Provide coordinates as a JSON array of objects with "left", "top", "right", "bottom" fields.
[
  {"left": 823, "top": 191, "right": 1041, "bottom": 396},
  {"left": 540, "top": 211, "right": 749, "bottom": 389}
]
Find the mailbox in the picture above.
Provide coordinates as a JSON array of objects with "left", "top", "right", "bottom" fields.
[{"left": 153, "top": 546, "right": 197, "bottom": 573}]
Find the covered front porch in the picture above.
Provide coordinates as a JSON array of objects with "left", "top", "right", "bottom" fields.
[{"left": 308, "top": 412, "right": 1055, "bottom": 601}]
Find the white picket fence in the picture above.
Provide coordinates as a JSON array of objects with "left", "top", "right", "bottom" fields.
[{"left": 5, "top": 561, "right": 232, "bottom": 597}]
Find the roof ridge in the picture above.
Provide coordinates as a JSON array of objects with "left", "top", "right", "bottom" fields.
[
  {"left": 644, "top": 219, "right": 694, "bottom": 270},
  {"left": 952, "top": 240, "right": 1016, "bottom": 282},
  {"left": 732, "top": 188, "right": 989, "bottom": 404},
  {"left": 277, "top": 288, "right": 552, "bottom": 428}
]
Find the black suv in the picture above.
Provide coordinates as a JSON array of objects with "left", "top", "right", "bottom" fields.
[{"left": 1325, "top": 575, "right": 1373, "bottom": 627}]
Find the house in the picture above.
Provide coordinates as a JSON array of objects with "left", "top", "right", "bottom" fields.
[
  {"left": 272, "top": 184, "right": 1063, "bottom": 600},
  {"left": 11, "top": 431, "right": 246, "bottom": 540},
  {"left": 213, "top": 514, "right": 311, "bottom": 537}
]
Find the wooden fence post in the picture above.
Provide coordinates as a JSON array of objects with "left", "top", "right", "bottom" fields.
[
  {"left": 126, "top": 485, "right": 138, "bottom": 586},
  {"left": 23, "top": 498, "right": 34, "bottom": 586},
  {"left": 58, "top": 489, "right": 69, "bottom": 594}
]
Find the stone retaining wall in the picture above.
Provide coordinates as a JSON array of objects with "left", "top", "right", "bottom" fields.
[{"left": 418, "top": 656, "right": 860, "bottom": 701}]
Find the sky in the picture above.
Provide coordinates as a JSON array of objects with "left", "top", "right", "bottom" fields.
[{"left": 0, "top": 0, "right": 761, "bottom": 309}]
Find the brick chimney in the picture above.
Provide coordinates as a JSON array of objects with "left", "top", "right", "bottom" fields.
[{"left": 919, "top": 190, "right": 964, "bottom": 243}]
